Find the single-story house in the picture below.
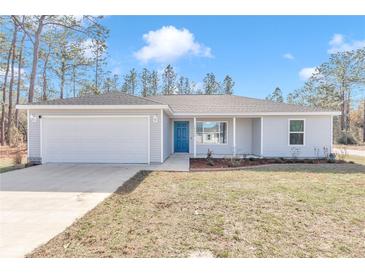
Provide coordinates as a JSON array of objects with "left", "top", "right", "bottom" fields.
[{"left": 16, "top": 93, "right": 340, "bottom": 164}]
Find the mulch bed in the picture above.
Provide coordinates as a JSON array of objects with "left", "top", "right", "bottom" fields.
[{"left": 190, "top": 157, "right": 349, "bottom": 170}]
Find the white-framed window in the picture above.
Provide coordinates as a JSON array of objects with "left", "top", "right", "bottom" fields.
[
  {"left": 196, "top": 121, "right": 227, "bottom": 144},
  {"left": 288, "top": 119, "right": 305, "bottom": 146}
]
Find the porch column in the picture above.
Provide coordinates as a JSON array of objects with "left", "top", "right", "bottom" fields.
[
  {"left": 233, "top": 117, "right": 236, "bottom": 156},
  {"left": 260, "top": 116, "right": 264, "bottom": 156},
  {"left": 193, "top": 117, "right": 197, "bottom": 157}
]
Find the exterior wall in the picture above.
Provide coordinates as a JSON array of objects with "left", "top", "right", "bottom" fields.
[
  {"left": 163, "top": 111, "right": 171, "bottom": 161},
  {"left": 236, "top": 118, "right": 253, "bottom": 155},
  {"left": 28, "top": 109, "right": 162, "bottom": 163},
  {"left": 262, "top": 115, "right": 332, "bottom": 158},
  {"left": 251, "top": 118, "right": 262, "bottom": 156}
]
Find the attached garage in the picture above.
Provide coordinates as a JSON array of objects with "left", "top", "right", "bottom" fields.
[{"left": 41, "top": 116, "right": 150, "bottom": 164}]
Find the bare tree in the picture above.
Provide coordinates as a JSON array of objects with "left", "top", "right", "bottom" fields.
[
  {"left": 15, "top": 15, "right": 47, "bottom": 103},
  {"left": 41, "top": 43, "right": 51, "bottom": 101},
  {"left": 363, "top": 98, "right": 365, "bottom": 142},
  {"left": 7, "top": 22, "right": 18, "bottom": 143},
  {"left": 15, "top": 31, "right": 26, "bottom": 128},
  {"left": 1, "top": 21, "right": 17, "bottom": 145},
  {"left": 13, "top": 15, "right": 107, "bottom": 101}
]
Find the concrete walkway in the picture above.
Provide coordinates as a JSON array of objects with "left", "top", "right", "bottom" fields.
[{"left": 148, "top": 154, "right": 190, "bottom": 171}]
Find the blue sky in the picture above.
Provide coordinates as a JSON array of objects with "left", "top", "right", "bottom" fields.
[{"left": 102, "top": 16, "right": 365, "bottom": 99}]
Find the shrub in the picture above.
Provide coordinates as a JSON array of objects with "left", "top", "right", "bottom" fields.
[
  {"left": 9, "top": 126, "right": 24, "bottom": 147},
  {"left": 336, "top": 132, "right": 357, "bottom": 145},
  {"left": 13, "top": 151, "right": 23, "bottom": 165},
  {"left": 228, "top": 158, "right": 241, "bottom": 167},
  {"left": 206, "top": 149, "right": 214, "bottom": 166}
]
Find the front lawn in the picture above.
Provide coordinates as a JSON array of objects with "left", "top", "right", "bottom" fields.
[{"left": 29, "top": 163, "right": 365, "bottom": 258}]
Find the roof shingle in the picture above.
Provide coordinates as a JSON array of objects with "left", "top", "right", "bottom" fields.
[
  {"left": 31, "top": 92, "right": 161, "bottom": 105},
  {"left": 147, "top": 94, "right": 329, "bottom": 113},
  {"left": 27, "top": 92, "right": 333, "bottom": 113}
]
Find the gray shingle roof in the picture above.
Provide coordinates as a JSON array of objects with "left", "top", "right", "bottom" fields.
[
  {"left": 31, "top": 92, "right": 162, "bottom": 105},
  {"left": 28, "top": 92, "right": 332, "bottom": 113},
  {"left": 147, "top": 94, "right": 328, "bottom": 113}
]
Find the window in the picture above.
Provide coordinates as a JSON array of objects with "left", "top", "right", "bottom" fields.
[
  {"left": 289, "top": 119, "right": 305, "bottom": 145},
  {"left": 196, "top": 121, "right": 227, "bottom": 144}
]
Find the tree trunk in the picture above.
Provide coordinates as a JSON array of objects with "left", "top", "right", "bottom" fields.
[
  {"left": 28, "top": 15, "right": 46, "bottom": 103},
  {"left": 363, "top": 99, "right": 365, "bottom": 143},
  {"left": 7, "top": 25, "right": 18, "bottom": 144},
  {"left": 95, "top": 48, "right": 99, "bottom": 93},
  {"left": 72, "top": 65, "right": 76, "bottom": 97},
  {"left": 1, "top": 24, "right": 17, "bottom": 146},
  {"left": 340, "top": 88, "right": 345, "bottom": 130},
  {"left": 15, "top": 32, "right": 26, "bottom": 129},
  {"left": 60, "top": 60, "right": 66, "bottom": 99},
  {"left": 42, "top": 45, "right": 51, "bottom": 101}
]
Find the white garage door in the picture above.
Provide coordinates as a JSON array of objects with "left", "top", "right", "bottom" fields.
[{"left": 41, "top": 116, "right": 149, "bottom": 163}]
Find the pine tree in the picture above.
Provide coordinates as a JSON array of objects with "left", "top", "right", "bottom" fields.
[
  {"left": 162, "top": 65, "right": 176, "bottom": 95},
  {"left": 176, "top": 76, "right": 185, "bottom": 94},
  {"left": 266, "top": 87, "right": 284, "bottom": 102},
  {"left": 223, "top": 75, "right": 234, "bottom": 95},
  {"left": 203, "top": 73, "right": 220, "bottom": 94},
  {"left": 150, "top": 70, "right": 159, "bottom": 95},
  {"left": 141, "top": 68, "right": 150, "bottom": 97},
  {"left": 122, "top": 69, "right": 138, "bottom": 95}
]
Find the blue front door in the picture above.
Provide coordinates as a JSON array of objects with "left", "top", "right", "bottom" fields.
[{"left": 174, "top": 121, "right": 189, "bottom": 153}]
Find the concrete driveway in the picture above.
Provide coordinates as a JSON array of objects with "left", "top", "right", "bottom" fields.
[{"left": 0, "top": 164, "right": 141, "bottom": 257}]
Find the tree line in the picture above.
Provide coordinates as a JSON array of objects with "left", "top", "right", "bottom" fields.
[
  {"left": 265, "top": 48, "right": 365, "bottom": 143},
  {"left": 117, "top": 65, "right": 235, "bottom": 96},
  {"left": 0, "top": 15, "right": 108, "bottom": 146},
  {"left": 0, "top": 16, "right": 235, "bottom": 147}
]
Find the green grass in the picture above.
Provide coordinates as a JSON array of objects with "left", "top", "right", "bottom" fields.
[{"left": 28, "top": 163, "right": 365, "bottom": 258}]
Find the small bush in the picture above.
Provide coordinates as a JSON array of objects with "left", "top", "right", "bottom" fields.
[
  {"left": 228, "top": 158, "right": 241, "bottom": 167},
  {"left": 14, "top": 151, "right": 23, "bottom": 165},
  {"left": 206, "top": 149, "right": 214, "bottom": 166},
  {"left": 9, "top": 126, "right": 24, "bottom": 147},
  {"left": 336, "top": 132, "right": 357, "bottom": 145}
]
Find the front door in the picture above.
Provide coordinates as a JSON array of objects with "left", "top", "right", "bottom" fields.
[{"left": 174, "top": 121, "right": 189, "bottom": 153}]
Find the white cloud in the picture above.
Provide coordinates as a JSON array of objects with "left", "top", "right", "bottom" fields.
[
  {"left": 328, "top": 33, "right": 365, "bottom": 54},
  {"left": 283, "top": 53, "right": 294, "bottom": 60},
  {"left": 134, "top": 25, "right": 213, "bottom": 63},
  {"left": 299, "top": 67, "right": 317, "bottom": 81}
]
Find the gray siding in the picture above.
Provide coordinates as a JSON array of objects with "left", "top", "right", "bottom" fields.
[
  {"left": 262, "top": 115, "right": 332, "bottom": 157},
  {"left": 236, "top": 118, "right": 253, "bottom": 155},
  {"left": 28, "top": 109, "right": 162, "bottom": 163},
  {"left": 252, "top": 118, "right": 261, "bottom": 156},
  {"left": 163, "top": 111, "right": 171, "bottom": 161}
]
